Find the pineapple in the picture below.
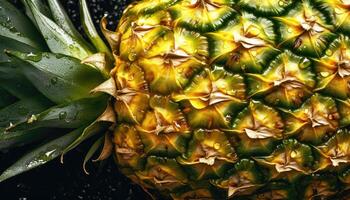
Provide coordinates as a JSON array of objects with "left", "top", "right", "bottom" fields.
[{"left": 1, "top": 0, "right": 350, "bottom": 199}]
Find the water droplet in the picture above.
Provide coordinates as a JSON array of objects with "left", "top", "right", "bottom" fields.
[
  {"left": 6, "top": 17, "right": 10, "bottom": 22},
  {"left": 335, "top": 8, "right": 344, "bottom": 15},
  {"left": 58, "top": 111, "right": 67, "bottom": 120},
  {"left": 55, "top": 54, "right": 64, "bottom": 59},
  {"left": 325, "top": 49, "right": 333, "bottom": 56},
  {"left": 299, "top": 58, "right": 311, "bottom": 69},
  {"left": 43, "top": 53, "right": 50, "bottom": 58},
  {"left": 128, "top": 52, "right": 137, "bottom": 61},
  {"left": 225, "top": 115, "right": 232, "bottom": 122},
  {"left": 278, "top": 0, "right": 285, "bottom": 6},
  {"left": 7, "top": 122, "right": 14, "bottom": 129},
  {"left": 9, "top": 26, "right": 16, "bottom": 32},
  {"left": 290, "top": 151, "right": 297, "bottom": 158},
  {"left": 320, "top": 71, "right": 330, "bottom": 77},
  {"left": 27, "top": 115, "right": 37, "bottom": 123},
  {"left": 177, "top": 67, "right": 184, "bottom": 73},
  {"left": 26, "top": 52, "right": 42, "bottom": 62},
  {"left": 50, "top": 77, "right": 58, "bottom": 85},
  {"left": 214, "top": 143, "right": 221, "bottom": 150},
  {"left": 251, "top": 50, "right": 257, "bottom": 56},
  {"left": 287, "top": 28, "right": 293, "bottom": 33}
]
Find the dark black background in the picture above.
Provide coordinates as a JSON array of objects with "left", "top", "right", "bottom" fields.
[{"left": 0, "top": 0, "right": 151, "bottom": 200}]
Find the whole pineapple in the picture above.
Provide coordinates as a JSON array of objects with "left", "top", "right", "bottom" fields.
[{"left": 1, "top": 0, "right": 350, "bottom": 199}]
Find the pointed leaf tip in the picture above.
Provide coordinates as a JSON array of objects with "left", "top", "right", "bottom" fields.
[
  {"left": 79, "top": 0, "right": 112, "bottom": 59},
  {"left": 0, "top": 128, "right": 83, "bottom": 183},
  {"left": 27, "top": 0, "right": 93, "bottom": 59},
  {"left": 83, "top": 136, "right": 104, "bottom": 175},
  {"left": 0, "top": 0, "right": 47, "bottom": 50},
  {"left": 6, "top": 50, "right": 106, "bottom": 104}
]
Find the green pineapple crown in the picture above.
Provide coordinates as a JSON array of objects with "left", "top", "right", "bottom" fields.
[{"left": 0, "top": 0, "right": 117, "bottom": 182}]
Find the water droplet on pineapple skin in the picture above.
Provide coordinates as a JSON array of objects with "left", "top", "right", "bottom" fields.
[
  {"left": 214, "top": 143, "right": 221, "bottom": 150},
  {"left": 299, "top": 58, "right": 311, "bottom": 69},
  {"left": 320, "top": 71, "right": 330, "bottom": 77},
  {"left": 278, "top": 0, "right": 285, "bottom": 6},
  {"left": 326, "top": 49, "right": 333, "bottom": 56},
  {"left": 128, "top": 52, "right": 137, "bottom": 61}
]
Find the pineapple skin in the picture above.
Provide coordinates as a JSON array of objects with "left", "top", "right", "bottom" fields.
[{"left": 111, "top": 0, "right": 350, "bottom": 199}]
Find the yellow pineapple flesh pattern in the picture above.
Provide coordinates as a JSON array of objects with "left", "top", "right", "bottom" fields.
[{"left": 110, "top": 0, "right": 350, "bottom": 199}]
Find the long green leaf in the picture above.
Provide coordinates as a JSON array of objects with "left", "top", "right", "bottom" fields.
[
  {"left": 21, "top": 0, "right": 52, "bottom": 26},
  {"left": 0, "top": 128, "right": 55, "bottom": 150},
  {"left": 79, "top": 0, "right": 112, "bottom": 59},
  {"left": 47, "top": 0, "right": 93, "bottom": 51},
  {"left": 26, "top": 1, "right": 93, "bottom": 59},
  {"left": 0, "top": 77, "right": 43, "bottom": 100},
  {"left": 0, "top": 96, "right": 52, "bottom": 128},
  {"left": 0, "top": 35, "right": 38, "bottom": 62},
  {"left": 0, "top": 60, "right": 50, "bottom": 100},
  {"left": 61, "top": 121, "right": 111, "bottom": 159},
  {"left": 83, "top": 135, "right": 103, "bottom": 174},
  {"left": 0, "top": 0, "right": 47, "bottom": 50},
  {"left": 7, "top": 96, "right": 108, "bottom": 132},
  {"left": 6, "top": 50, "right": 106, "bottom": 104},
  {"left": 0, "top": 87, "right": 16, "bottom": 109},
  {"left": 0, "top": 127, "right": 83, "bottom": 182}
]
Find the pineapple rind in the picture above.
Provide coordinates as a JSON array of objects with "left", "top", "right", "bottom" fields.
[{"left": 112, "top": 0, "right": 350, "bottom": 199}]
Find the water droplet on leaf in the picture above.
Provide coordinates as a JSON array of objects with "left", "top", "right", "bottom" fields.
[
  {"left": 58, "top": 111, "right": 67, "bottom": 120},
  {"left": 26, "top": 52, "right": 42, "bottom": 62},
  {"left": 50, "top": 77, "right": 58, "bottom": 85}
]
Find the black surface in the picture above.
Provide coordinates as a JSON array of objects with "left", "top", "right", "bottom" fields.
[
  {"left": 1, "top": 0, "right": 151, "bottom": 200},
  {"left": 0, "top": 142, "right": 150, "bottom": 200}
]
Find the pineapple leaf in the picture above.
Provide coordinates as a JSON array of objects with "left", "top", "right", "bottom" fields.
[
  {"left": 0, "top": 78, "right": 41, "bottom": 100},
  {"left": 47, "top": 0, "right": 94, "bottom": 52},
  {"left": 6, "top": 95, "right": 108, "bottom": 132},
  {"left": 0, "top": 35, "right": 38, "bottom": 62},
  {"left": 21, "top": 0, "right": 52, "bottom": 26},
  {"left": 25, "top": 0, "right": 93, "bottom": 59},
  {"left": 0, "top": 73, "right": 43, "bottom": 100},
  {"left": 0, "top": 127, "right": 84, "bottom": 183},
  {"left": 0, "top": 87, "right": 16, "bottom": 109},
  {"left": 0, "top": 96, "right": 51, "bottom": 128},
  {"left": 0, "top": 0, "right": 47, "bottom": 50},
  {"left": 82, "top": 135, "right": 104, "bottom": 174},
  {"left": 0, "top": 128, "right": 54, "bottom": 150},
  {"left": 79, "top": 0, "right": 112, "bottom": 60},
  {"left": 6, "top": 50, "right": 105, "bottom": 104},
  {"left": 61, "top": 120, "right": 112, "bottom": 163}
]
